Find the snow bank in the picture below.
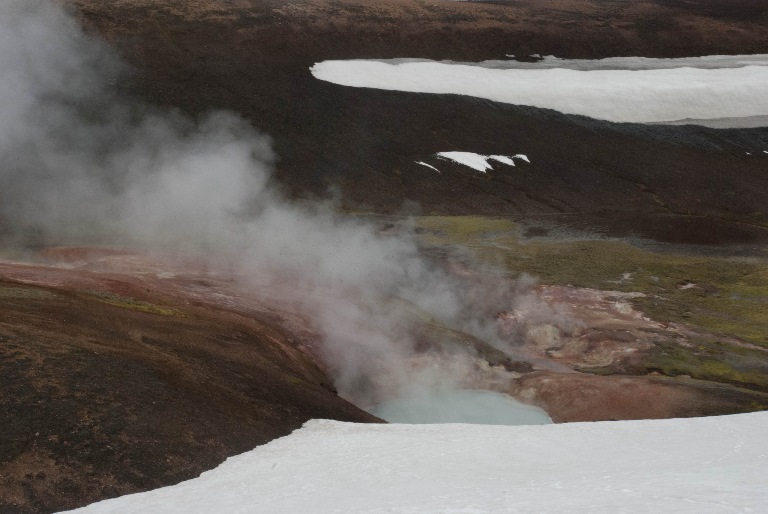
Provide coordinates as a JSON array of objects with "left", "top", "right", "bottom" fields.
[
  {"left": 64, "top": 411, "right": 768, "bottom": 513},
  {"left": 310, "top": 56, "right": 768, "bottom": 126},
  {"left": 489, "top": 54, "right": 768, "bottom": 71}
]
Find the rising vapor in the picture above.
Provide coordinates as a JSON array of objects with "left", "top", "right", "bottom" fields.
[{"left": 0, "top": 0, "right": 573, "bottom": 414}]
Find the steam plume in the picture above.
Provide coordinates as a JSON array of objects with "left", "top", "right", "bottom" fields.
[{"left": 0, "top": 0, "right": 571, "bottom": 414}]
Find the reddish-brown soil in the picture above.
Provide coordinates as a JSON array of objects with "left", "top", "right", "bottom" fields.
[
  {"left": 3, "top": 248, "right": 767, "bottom": 512},
  {"left": 509, "top": 371, "right": 768, "bottom": 423},
  {"left": 0, "top": 252, "right": 381, "bottom": 513},
  {"left": 501, "top": 285, "right": 768, "bottom": 421}
]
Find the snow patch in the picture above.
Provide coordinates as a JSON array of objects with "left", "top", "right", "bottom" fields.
[
  {"left": 415, "top": 161, "right": 440, "bottom": 173},
  {"left": 437, "top": 151, "right": 494, "bottom": 172},
  {"left": 311, "top": 56, "right": 768, "bottom": 126},
  {"left": 436, "top": 151, "right": 529, "bottom": 173},
  {"left": 488, "top": 155, "right": 515, "bottom": 166}
]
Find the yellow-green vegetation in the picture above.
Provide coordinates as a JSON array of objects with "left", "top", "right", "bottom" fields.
[
  {"left": 85, "top": 291, "right": 185, "bottom": 317},
  {"left": 286, "top": 376, "right": 305, "bottom": 386},
  {"left": 640, "top": 340, "right": 768, "bottom": 391},
  {"left": 409, "top": 215, "right": 768, "bottom": 348},
  {"left": 0, "top": 285, "right": 61, "bottom": 301},
  {"left": 401, "top": 215, "right": 768, "bottom": 394},
  {"left": 581, "top": 340, "right": 768, "bottom": 391},
  {"left": 412, "top": 216, "right": 517, "bottom": 246}
]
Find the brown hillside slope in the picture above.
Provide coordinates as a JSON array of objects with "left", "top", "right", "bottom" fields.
[{"left": 0, "top": 252, "right": 380, "bottom": 513}]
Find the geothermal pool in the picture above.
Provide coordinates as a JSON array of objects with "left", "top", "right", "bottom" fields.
[{"left": 370, "top": 389, "right": 552, "bottom": 425}]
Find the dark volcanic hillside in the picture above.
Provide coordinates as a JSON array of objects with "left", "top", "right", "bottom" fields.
[{"left": 69, "top": 0, "right": 768, "bottom": 244}]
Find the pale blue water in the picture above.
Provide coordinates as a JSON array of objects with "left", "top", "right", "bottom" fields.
[{"left": 370, "top": 389, "right": 552, "bottom": 426}]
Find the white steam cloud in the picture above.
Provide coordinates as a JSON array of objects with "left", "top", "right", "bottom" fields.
[{"left": 0, "top": 0, "right": 572, "bottom": 419}]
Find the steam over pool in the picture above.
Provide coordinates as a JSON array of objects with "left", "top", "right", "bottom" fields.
[
  {"left": 370, "top": 389, "right": 552, "bottom": 425},
  {"left": 0, "top": 0, "right": 577, "bottom": 419}
]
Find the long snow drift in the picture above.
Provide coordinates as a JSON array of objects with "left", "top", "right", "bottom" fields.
[
  {"left": 65, "top": 412, "right": 768, "bottom": 513},
  {"left": 310, "top": 55, "right": 768, "bottom": 126}
]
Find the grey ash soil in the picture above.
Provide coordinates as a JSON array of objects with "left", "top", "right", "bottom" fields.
[{"left": 3, "top": 0, "right": 768, "bottom": 511}]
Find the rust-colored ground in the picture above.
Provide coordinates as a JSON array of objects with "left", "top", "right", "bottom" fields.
[
  {"left": 3, "top": 248, "right": 766, "bottom": 512},
  {"left": 0, "top": 250, "right": 380, "bottom": 513},
  {"left": 510, "top": 371, "right": 765, "bottom": 423}
]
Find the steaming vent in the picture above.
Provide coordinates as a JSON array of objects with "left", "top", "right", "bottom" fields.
[{"left": 1, "top": 0, "right": 564, "bottom": 429}]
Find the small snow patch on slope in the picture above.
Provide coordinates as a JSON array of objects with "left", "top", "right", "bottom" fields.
[
  {"left": 488, "top": 155, "right": 515, "bottom": 166},
  {"left": 415, "top": 161, "right": 440, "bottom": 173},
  {"left": 436, "top": 152, "right": 529, "bottom": 173}
]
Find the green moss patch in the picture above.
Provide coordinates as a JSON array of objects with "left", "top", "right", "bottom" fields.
[
  {"left": 84, "top": 291, "right": 185, "bottom": 317},
  {"left": 407, "top": 215, "right": 768, "bottom": 348},
  {"left": 0, "top": 285, "right": 62, "bottom": 301},
  {"left": 623, "top": 340, "right": 768, "bottom": 391}
]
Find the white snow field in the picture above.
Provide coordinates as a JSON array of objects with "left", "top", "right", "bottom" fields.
[
  {"left": 310, "top": 55, "right": 768, "bottom": 126},
  {"left": 64, "top": 411, "right": 768, "bottom": 513}
]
